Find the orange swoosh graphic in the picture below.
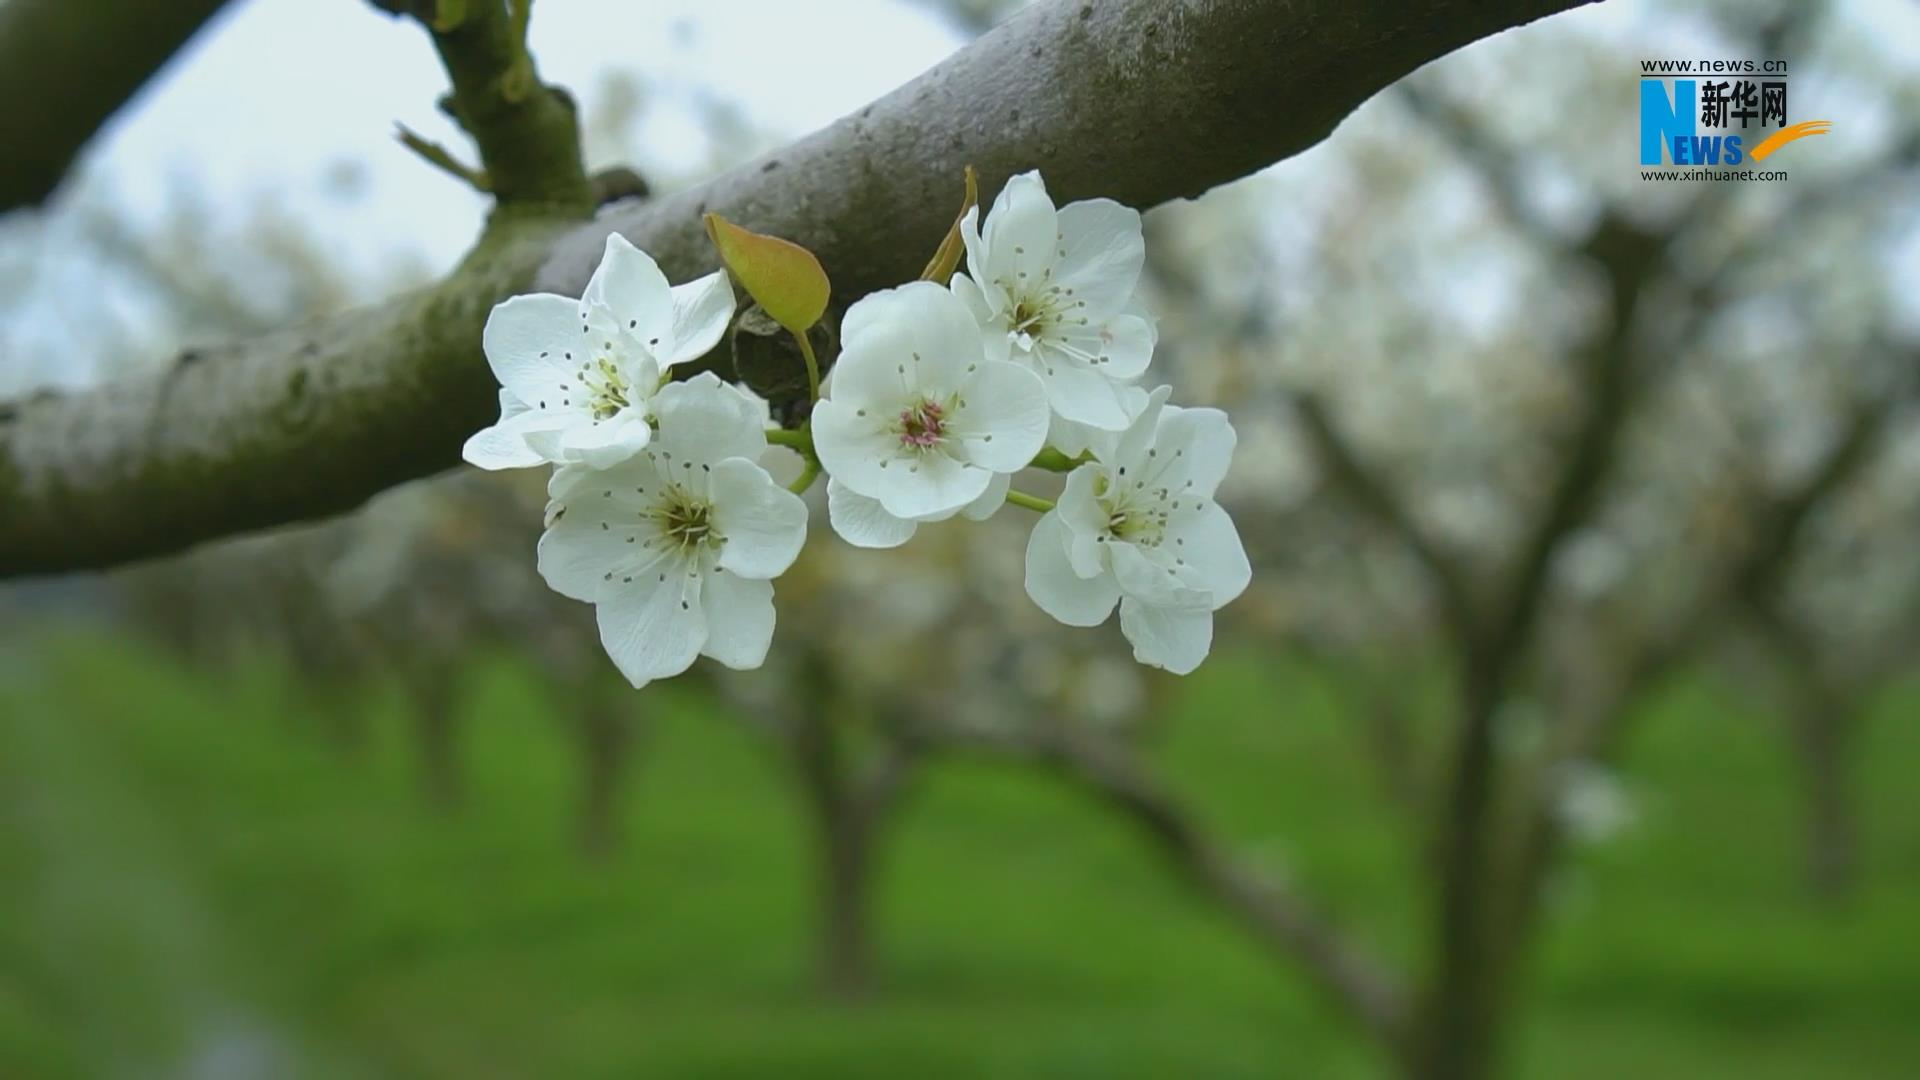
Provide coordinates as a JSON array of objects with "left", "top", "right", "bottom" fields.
[{"left": 1750, "top": 120, "right": 1832, "bottom": 162}]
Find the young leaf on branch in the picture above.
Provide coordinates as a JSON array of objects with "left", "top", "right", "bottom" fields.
[
  {"left": 920, "top": 165, "right": 978, "bottom": 283},
  {"left": 704, "top": 213, "right": 832, "bottom": 401}
]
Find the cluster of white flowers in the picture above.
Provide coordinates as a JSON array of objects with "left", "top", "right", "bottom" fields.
[{"left": 464, "top": 171, "right": 1249, "bottom": 685}]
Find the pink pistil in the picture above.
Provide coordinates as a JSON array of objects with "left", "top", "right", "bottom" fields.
[{"left": 898, "top": 400, "right": 945, "bottom": 448}]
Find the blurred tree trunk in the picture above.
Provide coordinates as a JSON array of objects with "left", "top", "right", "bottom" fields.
[
  {"left": 576, "top": 690, "right": 643, "bottom": 861},
  {"left": 782, "top": 661, "right": 919, "bottom": 1001},
  {"left": 1786, "top": 686, "right": 1858, "bottom": 904},
  {"left": 791, "top": 702, "right": 878, "bottom": 999},
  {"left": 1414, "top": 675, "right": 1515, "bottom": 1080},
  {"left": 402, "top": 661, "right": 463, "bottom": 811},
  {"left": 291, "top": 650, "right": 369, "bottom": 755},
  {"left": 1749, "top": 600, "right": 1868, "bottom": 905}
]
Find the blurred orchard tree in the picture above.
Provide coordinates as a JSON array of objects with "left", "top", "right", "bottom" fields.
[{"left": 3, "top": 3, "right": 1916, "bottom": 1080}]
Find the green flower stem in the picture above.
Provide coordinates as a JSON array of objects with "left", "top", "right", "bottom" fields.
[
  {"left": 1005, "top": 489, "right": 1055, "bottom": 513},
  {"left": 766, "top": 426, "right": 820, "bottom": 493},
  {"left": 1028, "top": 447, "right": 1090, "bottom": 472},
  {"left": 788, "top": 455, "right": 821, "bottom": 495},
  {"left": 765, "top": 427, "right": 814, "bottom": 454},
  {"left": 791, "top": 327, "right": 822, "bottom": 403}
]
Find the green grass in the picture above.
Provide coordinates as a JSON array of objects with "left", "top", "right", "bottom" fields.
[{"left": 2, "top": 634, "right": 1917, "bottom": 1078}]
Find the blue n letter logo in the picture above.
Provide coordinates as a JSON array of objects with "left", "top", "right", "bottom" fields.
[{"left": 1640, "top": 79, "right": 1696, "bottom": 165}]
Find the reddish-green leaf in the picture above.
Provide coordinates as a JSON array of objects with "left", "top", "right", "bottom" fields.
[{"left": 703, "top": 213, "right": 831, "bottom": 336}]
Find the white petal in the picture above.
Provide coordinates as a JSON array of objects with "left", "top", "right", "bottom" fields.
[
  {"left": 949, "top": 360, "right": 1050, "bottom": 472},
  {"left": 1056, "top": 310, "right": 1154, "bottom": 381},
  {"left": 558, "top": 410, "right": 653, "bottom": 468},
  {"left": 583, "top": 233, "right": 673, "bottom": 345},
  {"left": 1113, "top": 385, "right": 1174, "bottom": 465},
  {"left": 651, "top": 373, "right": 769, "bottom": 467},
  {"left": 827, "top": 477, "right": 920, "bottom": 548},
  {"left": 700, "top": 570, "right": 776, "bottom": 671},
  {"left": 1024, "top": 512, "right": 1119, "bottom": 627},
  {"left": 595, "top": 568, "right": 706, "bottom": 688},
  {"left": 949, "top": 271, "right": 1012, "bottom": 364},
  {"left": 710, "top": 458, "right": 808, "bottom": 579},
  {"left": 812, "top": 398, "right": 906, "bottom": 499},
  {"left": 524, "top": 425, "right": 565, "bottom": 463},
  {"left": 1047, "top": 388, "right": 1142, "bottom": 461},
  {"left": 1112, "top": 542, "right": 1209, "bottom": 609},
  {"left": 1118, "top": 596, "right": 1213, "bottom": 675},
  {"left": 949, "top": 270, "right": 994, "bottom": 322},
  {"left": 483, "top": 293, "right": 585, "bottom": 406},
  {"left": 961, "top": 471, "right": 1010, "bottom": 522},
  {"left": 548, "top": 459, "right": 654, "bottom": 507},
  {"left": 537, "top": 526, "right": 630, "bottom": 604},
  {"left": 1165, "top": 501, "right": 1251, "bottom": 609},
  {"left": 824, "top": 319, "right": 914, "bottom": 410},
  {"left": 1148, "top": 405, "right": 1236, "bottom": 497},
  {"left": 462, "top": 391, "right": 565, "bottom": 470},
  {"left": 837, "top": 282, "right": 980, "bottom": 396},
  {"left": 840, "top": 280, "right": 912, "bottom": 349},
  {"left": 873, "top": 451, "right": 990, "bottom": 521},
  {"left": 1054, "top": 198, "right": 1145, "bottom": 319},
  {"left": 980, "top": 171, "right": 1058, "bottom": 289},
  {"left": 1036, "top": 352, "right": 1132, "bottom": 430},
  {"left": 1055, "top": 465, "right": 1109, "bottom": 578},
  {"left": 538, "top": 494, "right": 670, "bottom": 604},
  {"left": 662, "top": 269, "right": 735, "bottom": 369},
  {"left": 959, "top": 206, "right": 991, "bottom": 297}
]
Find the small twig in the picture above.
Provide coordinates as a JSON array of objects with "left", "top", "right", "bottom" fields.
[
  {"left": 1292, "top": 392, "right": 1479, "bottom": 652},
  {"left": 588, "top": 165, "right": 650, "bottom": 207},
  {"left": 387, "top": 0, "right": 589, "bottom": 210},
  {"left": 394, "top": 122, "right": 490, "bottom": 192},
  {"left": 501, "top": 0, "right": 534, "bottom": 102}
]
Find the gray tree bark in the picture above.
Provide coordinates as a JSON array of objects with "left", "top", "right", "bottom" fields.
[{"left": 0, "top": 0, "right": 1597, "bottom": 579}]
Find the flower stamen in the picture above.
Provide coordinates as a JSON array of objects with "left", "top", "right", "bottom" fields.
[
  {"left": 896, "top": 398, "right": 947, "bottom": 449},
  {"left": 647, "top": 487, "right": 722, "bottom": 555},
  {"left": 582, "top": 356, "right": 633, "bottom": 421}
]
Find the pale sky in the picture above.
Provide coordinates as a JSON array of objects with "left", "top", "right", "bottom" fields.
[{"left": 89, "top": 0, "right": 970, "bottom": 277}]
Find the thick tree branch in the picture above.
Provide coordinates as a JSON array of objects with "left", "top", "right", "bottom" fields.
[
  {"left": 0, "top": 0, "right": 237, "bottom": 212},
  {"left": 0, "top": 0, "right": 1597, "bottom": 578},
  {"left": 538, "top": 0, "right": 1593, "bottom": 300},
  {"left": 1038, "top": 727, "right": 1413, "bottom": 1054}
]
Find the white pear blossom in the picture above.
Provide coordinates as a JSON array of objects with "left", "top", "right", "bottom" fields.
[
  {"left": 1047, "top": 383, "right": 1152, "bottom": 460},
  {"left": 537, "top": 372, "right": 807, "bottom": 688},
  {"left": 1024, "top": 387, "right": 1250, "bottom": 673},
  {"left": 952, "top": 170, "right": 1157, "bottom": 432},
  {"left": 812, "top": 281, "right": 1050, "bottom": 531},
  {"left": 825, "top": 473, "right": 1010, "bottom": 550},
  {"left": 463, "top": 233, "right": 735, "bottom": 471}
]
